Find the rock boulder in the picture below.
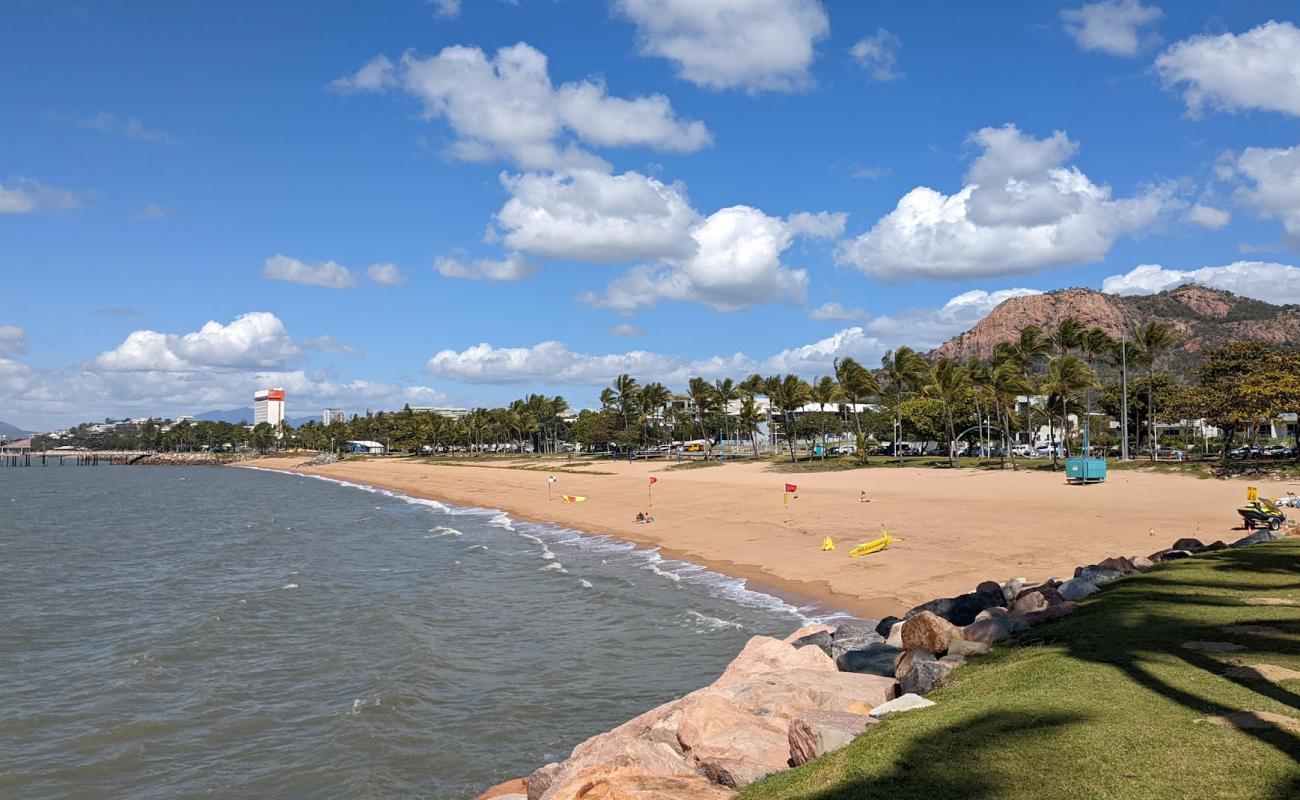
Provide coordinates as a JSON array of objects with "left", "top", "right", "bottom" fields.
[
  {"left": 900, "top": 659, "right": 953, "bottom": 696},
  {"left": 835, "top": 642, "right": 904, "bottom": 677},
  {"left": 900, "top": 611, "right": 960, "bottom": 655},
  {"left": 1058, "top": 578, "right": 1100, "bottom": 601},
  {"left": 787, "top": 710, "right": 876, "bottom": 766}
]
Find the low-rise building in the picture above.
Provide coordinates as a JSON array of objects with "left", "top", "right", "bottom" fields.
[{"left": 345, "top": 440, "right": 387, "bottom": 454}]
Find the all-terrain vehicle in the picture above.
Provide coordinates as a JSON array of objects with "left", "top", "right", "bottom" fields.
[{"left": 1239, "top": 498, "right": 1287, "bottom": 531}]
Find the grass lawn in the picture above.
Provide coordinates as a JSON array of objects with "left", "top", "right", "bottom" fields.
[{"left": 741, "top": 541, "right": 1300, "bottom": 800}]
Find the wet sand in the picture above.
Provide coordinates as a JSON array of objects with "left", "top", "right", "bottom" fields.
[{"left": 243, "top": 455, "right": 1284, "bottom": 618}]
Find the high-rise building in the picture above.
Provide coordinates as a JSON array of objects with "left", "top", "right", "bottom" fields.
[
  {"left": 323, "top": 408, "right": 346, "bottom": 425},
  {"left": 254, "top": 388, "right": 286, "bottom": 426}
]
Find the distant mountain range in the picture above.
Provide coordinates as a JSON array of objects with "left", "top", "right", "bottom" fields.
[
  {"left": 0, "top": 420, "right": 32, "bottom": 440},
  {"left": 193, "top": 407, "right": 320, "bottom": 427},
  {"left": 932, "top": 284, "right": 1300, "bottom": 363}
]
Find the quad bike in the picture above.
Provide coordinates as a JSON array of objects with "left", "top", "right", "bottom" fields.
[{"left": 1239, "top": 498, "right": 1287, "bottom": 531}]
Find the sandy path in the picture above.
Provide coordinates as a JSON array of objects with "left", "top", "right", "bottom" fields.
[{"left": 242, "top": 456, "right": 1289, "bottom": 618}]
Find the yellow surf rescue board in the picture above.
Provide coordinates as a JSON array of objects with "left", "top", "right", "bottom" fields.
[{"left": 849, "top": 530, "right": 897, "bottom": 558}]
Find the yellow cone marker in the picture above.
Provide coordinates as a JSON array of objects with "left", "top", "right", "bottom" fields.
[{"left": 821, "top": 536, "right": 835, "bottom": 551}]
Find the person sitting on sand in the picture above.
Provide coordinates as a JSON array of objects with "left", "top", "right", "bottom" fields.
[
  {"left": 635, "top": 512, "right": 646, "bottom": 523},
  {"left": 858, "top": 490, "right": 872, "bottom": 503}
]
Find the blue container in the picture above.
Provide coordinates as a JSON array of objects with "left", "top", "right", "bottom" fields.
[{"left": 1065, "top": 456, "right": 1107, "bottom": 483}]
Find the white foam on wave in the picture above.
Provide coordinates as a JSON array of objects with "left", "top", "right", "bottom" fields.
[
  {"left": 579, "top": 579, "right": 593, "bottom": 589},
  {"left": 282, "top": 583, "right": 299, "bottom": 590},
  {"left": 425, "top": 525, "right": 463, "bottom": 538},
  {"left": 539, "top": 562, "right": 568, "bottom": 573},
  {"left": 685, "top": 610, "right": 745, "bottom": 632},
  {"left": 245, "top": 465, "right": 833, "bottom": 623}
]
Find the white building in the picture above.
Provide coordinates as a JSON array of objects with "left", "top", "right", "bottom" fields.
[
  {"left": 410, "top": 406, "right": 470, "bottom": 420},
  {"left": 254, "top": 388, "right": 286, "bottom": 426},
  {"left": 323, "top": 408, "right": 346, "bottom": 425}
]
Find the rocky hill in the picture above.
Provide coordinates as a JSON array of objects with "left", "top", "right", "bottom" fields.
[{"left": 932, "top": 284, "right": 1300, "bottom": 361}]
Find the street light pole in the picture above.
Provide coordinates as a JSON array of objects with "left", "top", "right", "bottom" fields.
[{"left": 1120, "top": 332, "right": 1130, "bottom": 461}]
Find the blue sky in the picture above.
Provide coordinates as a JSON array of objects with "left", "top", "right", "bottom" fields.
[{"left": 3, "top": 0, "right": 1300, "bottom": 430}]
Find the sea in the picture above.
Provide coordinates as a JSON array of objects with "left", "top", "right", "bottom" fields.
[{"left": 0, "top": 465, "right": 835, "bottom": 799}]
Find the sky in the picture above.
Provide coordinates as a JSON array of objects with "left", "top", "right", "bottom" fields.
[{"left": 3, "top": 0, "right": 1300, "bottom": 430}]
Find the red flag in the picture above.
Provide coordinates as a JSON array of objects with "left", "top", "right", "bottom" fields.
[
  {"left": 649, "top": 476, "right": 658, "bottom": 485},
  {"left": 784, "top": 483, "right": 798, "bottom": 493}
]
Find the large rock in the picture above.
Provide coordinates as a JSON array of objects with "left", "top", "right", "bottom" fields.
[
  {"left": 1130, "top": 556, "right": 1155, "bottom": 572},
  {"left": 787, "top": 710, "right": 876, "bottom": 766},
  {"left": 835, "top": 642, "right": 904, "bottom": 676},
  {"left": 867, "top": 693, "right": 935, "bottom": 717},
  {"left": 960, "top": 619, "right": 1011, "bottom": 644},
  {"left": 894, "top": 649, "right": 937, "bottom": 681},
  {"left": 874, "top": 616, "right": 901, "bottom": 638},
  {"left": 715, "top": 636, "right": 836, "bottom": 687},
  {"left": 1018, "top": 601, "right": 1078, "bottom": 626},
  {"left": 718, "top": 669, "right": 897, "bottom": 720},
  {"left": 1231, "top": 530, "right": 1287, "bottom": 548},
  {"left": 947, "top": 639, "right": 991, "bottom": 657},
  {"left": 1058, "top": 578, "right": 1100, "bottom": 601},
  {"left": 1149, "top": 548, "right": 1194, "bottom": 562},
  {"left": 1072, "top": 566, "right": 1124, "bottom": 585},
  {"left": 528, "top": 763, "right": 563, "bottom": 800},
  {"left": 904, "top": 584, "right": 1005, "bottom": 626},
  {"left": 790, "top": 630, "right": 833, "bottom": 658},
  {"left": 1095, "top": 556, "right": 1140, "bottom": 574},
  {"left": 559, "top": 774, "right": 734, "bottom": 800},
  {"left": 900, "top": 658, "right": 953, "bottom": 695},
  {"left": 830, "top": 625, "right": 885, "bottom": 659},
  {"left": 677, "top": 693, "right": 789, "bottom": 787},
  {"left": 782, "top": 623, "right": 836, "bottom": 644},
  {"left": 475, "top": 778, "right": 527, "bottom": 800},
  {"left": 1009, "top": 591, "right": 1052, "bottom": 618},
  {"left": 1171, "top": 537, "right": 1205, "bottom": 552},
  {"left": 900, "top": 611, "right": 960, "bottom": 655},
  {"left": 884, "top": 621, "right": 904, "bottom": 648},
  {"left": 1000, "top": 578, "right": 1026, "bottom": 604}
]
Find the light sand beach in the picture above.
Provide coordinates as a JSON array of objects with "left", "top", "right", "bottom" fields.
[{"left": 245, "top": 456, "right": 1289, "bottom": 618}]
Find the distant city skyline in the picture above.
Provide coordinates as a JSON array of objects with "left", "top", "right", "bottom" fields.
[{"left": 4, "top": 1, "right": 1300, "bottom": 429}]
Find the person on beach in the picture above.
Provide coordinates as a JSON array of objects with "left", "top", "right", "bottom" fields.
[
  {"left": 858, "top": 490, "right": 872, "bottom": 503},
  {"left": 636, "top": 512, "right": 645, "bottom": 523}
]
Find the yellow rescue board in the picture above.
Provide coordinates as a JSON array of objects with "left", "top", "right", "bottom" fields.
[{"left": 849, "top": 531, "right": 897, "bottom": 558}]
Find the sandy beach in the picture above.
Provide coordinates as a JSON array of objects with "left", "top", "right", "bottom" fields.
[{"left": 243, "top": 456, "right": 1289, "bottom": 618}]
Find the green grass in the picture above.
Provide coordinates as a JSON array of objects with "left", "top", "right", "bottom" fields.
[
  {"left": 741, "top": 541, "right": 1300, "bottom": 800},
  {"left": 765, "top": 456, "right": 1009, "bottom": 473}
]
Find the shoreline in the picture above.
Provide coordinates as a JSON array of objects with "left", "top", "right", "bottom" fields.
[{"left": 236, "top": 461, "right": 873, "bottom": 621}]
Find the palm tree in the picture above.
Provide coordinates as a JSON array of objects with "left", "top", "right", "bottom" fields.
[
  {"left": 965, "top": 357, "right": 991, "bottom": 458},
  {"left": 640, "top": 382, "right": 671, "bottom": 446},
  {"left": 598, "top": 387, "right": 616, "bottom": 411},
  {"left": 923, "top": 358, "right": 970, "bottom": 468},
  {"left": 834, "top": 356, "right": 879, "bottom": 439},
  {"left": 714, "top": 377, "right": 739, "bottom": 458},
  {"left": 988, "top": 361, "right": 1034, "bottom": 468},
  {"left": 687, "top": 376, "right": 717, "bottom": 447},
  {"left": 736, "top": 395, "right": 763, "bottom": 457},
  {"left": 1133, "top": 321, "right": 1180, "bottom": 460},
  {"left": 1050, "top": 317, "right": 1085, "bottom": 358},
  {"left": 809, "top": 375, "right": 844, "bottom": 458},
  {"left": 880, "top": 347, "right": 928, "bottom": 463},
  {"left": 1040, "top": 355, "right": 1097, "bottom": 470},
  {"left": 609, "top": 374, "right": 640, "bottom": 435},
  {"left": 767, "top": 374, "right": 813, "bottom": 463},
  {"left": 1077, "top": 327, "right": 1114, "bottom": 448}
]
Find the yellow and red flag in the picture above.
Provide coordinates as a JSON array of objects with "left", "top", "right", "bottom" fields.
[
  {"left": 561, "top": 495, "right": 587, "bottom": 504},
  {"left": 784, "top": 483, "right": 798, "bottom": 493}
]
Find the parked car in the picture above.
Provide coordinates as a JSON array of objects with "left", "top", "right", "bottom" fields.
[
  {"left": 829, "top": 444, "right": 857, "bottom": 456},
  {"left": 1229, "top": 446, "right": 1263, "bottom": 460},
  {"left": 1263, "top": 444, "right": 1290, "bottom": 459},
  {"left": 895, "top": 444, "right": 921, "bottom": 457}
]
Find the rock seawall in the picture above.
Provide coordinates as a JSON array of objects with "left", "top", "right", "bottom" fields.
[{"left": 477, "top": 528, "right": 1293, "bottom": 800}]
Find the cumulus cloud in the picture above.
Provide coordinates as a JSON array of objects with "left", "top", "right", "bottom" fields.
[
  {"left": 615, "top": 0, "right": 829, "bottom": 92},
  {"left": 331, "top": 42, "right": 710, "bottom": 169},
  {"left": 366, "top": 263, "right": 406, "bottom": 286},
  {"left": 763, "top": 327, "right": 890, "bottom": 374},
  {"left": 1227, "top": 144, "right": 1300, "bottom": 247},
  {"left": 582, "top": 205, "right": 817, "bottom": 312},
  {"left": 261, "top": 254, "right": 357, "bottom": 289},
  {"left": 849, "top": 28, "right": 902, "bottom": 81},
  {"left": 92, "top": 312, "right": 305, "bottom": 372},
  {"left": 1186, "top": 204, "right": 1230, "bottom": 230},
  {"left": 864, "top": 288, "right": 1042, "bottom": 349},
  {"left": 428, "top": 340, "right": 750, "bottom": 385},
  {"left": 0, "top": 177, "right": 85, "bottom": 214},
  {"left": 807, "top": 302, "right": 869, "bottom": 321},
  {"left": 0, "top": 325, "right": 26, "bottom": 356},
  {"left": 1101, "top": 261, "right": 1300, "bottom": 305},
  {"left": 836, "top": 124, "right": 1175, "bottom": 280},
  {"left": 607, "top": 323, "right": 646, "bottom": 337},
  {"left": 1156, "top": 21, "right": 1300, "bottom": 117},
  {"left": 434, "top": 252, "right": 535, "bottom": 281},
  {"left": 1061, "top": 0, "right": 1162, "bottom": 57},
  {"left": 495, "top": 170, "right": 700, "bottom": 262},
  {"left": 429, "top": 0, "right": 460, "bottom": 18}
]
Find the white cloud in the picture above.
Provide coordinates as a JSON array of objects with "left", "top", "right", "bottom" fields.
[
  {"left": 849, "top": 28, "right": 902, "bottom": 81},
  {"left": 864, "top": 288, "right": 1042, "bottom": 349},
  {"left": 92, "top": 312, "right": 304, "bottom": 373},
  {"left": 1101, "top": 261, "right": 1300, "bottom": 305},
  {"left": 495, "top": 169, "right": 700, "bottom": 262},
  {"left": 852, "top": 165, "right": 891, "bottom": 180},
  {"left": 0, "top": 325, "right": 26, "bottom": 356},
  {"left": 434, "top": 252, "right": 535, "bottom": 282},
  {"left": 332, "top": 42, "right": 710, "bottom": 170},
  {"left": 807, "top": 302, "right": 869, "bottom": 321},
  {"left": 1061, "top": 0, "right": 1162, "bottom": 57},
  {"left": 1229, "top": 144, "right": 1300, "bottom": 246},
  {"left": 1156, "top": 21, "right": 1300, "bottom": 117},
  {"left": 763, "top": 327, "right": 889, "bottom": 374},
  {"left": 1186, "top": 204, "right": 1230, "bottom": 230},
  {"left": 135, "top": 202, "right": 169, "bottom": 220},
  {"left": 0, "top": 177, "right": 84, "bottom": 214},
  {"left": 786, "top": 210, "right": 847, "bottom": 239},
  {"left": 428, "top": 340, "right": 751, "bottom": 385},
  {"left": 366, "top": 263, "right": 407, "bottom": 286},
  {"left": 836, "top": 124, "right": 1175, "bottom": 280},
  {"left": 582, "top": 205, "right": 814, "bottom": 312},
  {"left": 53, "top": 112, "right": 176, "bottom": 144},
  {"left": 429, "top": 0, "right": 460, "bottom": 18},
  {"left": 615, "top": 0, "right": 829, "bottom": 93},
  {"left": 261, "top": 254, "right": 357, "bottom": 289},
  {"left": 607, "top": 323, "right": 646, "bottom": 337}
]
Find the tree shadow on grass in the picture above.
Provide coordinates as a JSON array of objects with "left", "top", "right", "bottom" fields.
[{"left": 800, "top": 711, "right": 1084, "bottom": 800}]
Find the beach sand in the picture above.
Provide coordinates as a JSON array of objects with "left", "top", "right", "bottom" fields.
[{"left": 244, "top": 456, "right": 1289, "bottom": 618}]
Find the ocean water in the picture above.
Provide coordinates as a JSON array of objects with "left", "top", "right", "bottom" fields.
[{"left": 0, "top": 466, "right": 830, "bottom": 799}]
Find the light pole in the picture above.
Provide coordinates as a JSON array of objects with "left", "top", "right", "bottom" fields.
[{"left": 1120, "top": 332, "right": 1130, "bottom": 461}]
